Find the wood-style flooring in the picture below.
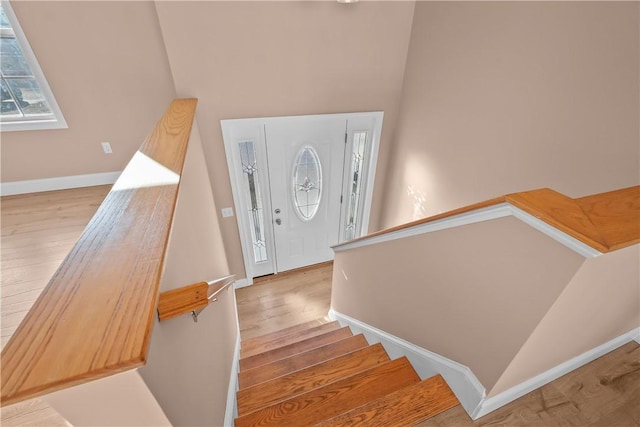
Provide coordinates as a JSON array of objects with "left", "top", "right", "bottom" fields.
[
  {"left": 1, "top": 186, "right": 111, "bottom": 427},
  {"left": 237, "top": 272, "right": 640, "bottom": 426},
  {"left": 418, "top": 341, "right": 639, "bottom": 426},
  {"left": 1, "top": 186, "right": 638, "bottom": 426},
  {"left": 236, "top": 262, "right": 333, "bottom": 341},
  {"left": 1, "top": 185, "right": 111, "bottom": 349}
]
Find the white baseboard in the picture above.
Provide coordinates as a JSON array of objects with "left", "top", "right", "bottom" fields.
[
  {"left": 329, "top": 309, "right": 639, "bottom": 421},
  {"left": 233, "top": 278, "right": 252, "bottom": 290},
  {"left": 328, "top": 308, "right": 485, "bottom": 417},
  {"left": 223, "top": 332, "right": 241, "bottom": 427},
  {"left": 473, "top": 327, "right": 640, "bottom": 419},
  {"left": 0, "top": 171, "right": 121, "bottom": 196}
]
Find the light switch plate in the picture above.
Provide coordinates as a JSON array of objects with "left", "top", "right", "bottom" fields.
[
  {"left": 101, "top": 142, "right": 113, "bottom": 154},
  {"left": 221, "top": 207, "right": 234, "bottom": 218}
]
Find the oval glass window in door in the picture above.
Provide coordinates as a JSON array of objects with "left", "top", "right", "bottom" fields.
[{"left": 292, "top": 146, "right": 322, "bottom": 221}]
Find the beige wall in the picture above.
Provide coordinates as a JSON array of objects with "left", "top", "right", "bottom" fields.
[
  {"left": 331, "top": 216, "right": 585, "bottom": 389},
  {"left": 1, "top": 1, "right": 176, "bottom": 182},
  {"left": 139, "top": 121, "right": 237, "bottom": 426},
  {"left": 42, "top": 122, "right": 236, "bottom": 426},
  {"left": 5, "top": 1, "right": 638, "bottom": 281},
  {"left": 383, "top": 2, "right": 640, "bottom": 227},
  {"left": 43, "top": 370, "right": 171, "bottom": 427},
  {"left": 154, "top": 1, "right": 415, "bottom": 279},
  {"left": 488, "top": 244, "right": 640, "bottom": 397}
]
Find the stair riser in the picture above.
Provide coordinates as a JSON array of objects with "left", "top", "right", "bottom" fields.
[
  {"left": 238, "top": 334, "right": 369, "bottom": 389},
  {"left": 235, "top": 357, "right": 420, "bottom": 427},
  {"left": 315, "top": 375, "right": 460, "bottom": 427},
  {"left": 239, "top": 327, "right": 353, "bottom": 371},
  {"left": 240, "top": 321, "right": 341, "bottom": 359},
  {"left": 237, "top": 344, "right": 390, "bottom": 416},
  {"left": 241, "top": 319, "right": 330, "bottom": 354}
]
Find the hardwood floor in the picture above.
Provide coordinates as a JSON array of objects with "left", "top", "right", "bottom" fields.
[
  {"left": 0, "top": 186, "right": 638, "bottom": 426},
  {"left": 417, "top": 341, "right": 639, "bottom": 426},
  {"left": 239, "top": 267, "right": 639, "bottom": 426},
  {"left": 1, "top": 186, "right": 111, "bottom": 427},
  {"left": 236, "top": 265, "right": 640, "bottom": 427},
  {"left": 236, "top": 262, "right": 333, "bottom": 341},
  {"left": 1, "top": 185, "right": 111, "bottom": 349}
]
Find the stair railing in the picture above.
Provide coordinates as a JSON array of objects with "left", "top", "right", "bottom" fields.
[
  {"left": 334, "top": 186, "right": 639, "bottom": 255},
  {"left": 0, "top": 98, "right": 198, "bottom": 406},
  {"left": 329, "top": 184, "right": 639, "bottom": 418},
  {"left": 156, "top": 275, "right": 236, "bottom": 323}
]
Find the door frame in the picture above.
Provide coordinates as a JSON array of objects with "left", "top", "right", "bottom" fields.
[{"left": 221, "top": 111, "right": 383, "bottom": 285}]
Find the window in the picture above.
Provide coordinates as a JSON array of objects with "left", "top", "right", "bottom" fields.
[
  {"left": 292, "top": 146, "right": 322, "bottom": 221},
  {"left": 0, "top": 1, "right": 65, "bottom": 131},
  {"left": 344, "top": 131, "right": 367, "bottom": 241},
  {"left": 238, "top": 140, "right": 268, "bottom": 263}
]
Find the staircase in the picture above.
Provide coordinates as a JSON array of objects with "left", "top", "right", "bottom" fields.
[{"left": 234, "top": 319, "right": 460, "bottom": 426}]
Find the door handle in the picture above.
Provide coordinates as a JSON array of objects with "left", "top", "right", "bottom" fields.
[
  {"left": 275, "top": 218, "right": 282, "bottom": 225},
  {"left": 274, "top": 208, "right": 281, "bottom": 214}
]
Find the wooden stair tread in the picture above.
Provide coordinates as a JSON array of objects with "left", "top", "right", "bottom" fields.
[
  {"left": 315, "top": 374, "right": 460, "bottom": 427},
  {"left": 234, "top": 357, "right": 420, "bottom": 427},
  {"left": 240, "top": 321, "right": 342, "bottom": 359},
  {"left": 241, "top": 318, "right": 331, "bottom": 354},
  {"left": 239, "top": 334, "right": 369, "bottom": 389},
  {"left": 239, "top": 327, "right": 353, "bottom": 371},
  {"left": 237, "top": 343, "right": 390, "bottom": 416}
]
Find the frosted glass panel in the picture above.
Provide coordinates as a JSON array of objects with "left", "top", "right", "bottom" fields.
[
  {"left": 345, "top": 131, "right": 367, "bottom": 240},
  {"left": 239, "top": 141, "right": 268, "bottom": 263},
  {"left": 292, "top": 146, "right": 322, "bottom": 221}
]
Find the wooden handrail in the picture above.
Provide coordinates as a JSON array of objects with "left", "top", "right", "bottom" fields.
[
  {"left": 0, "top": 99, "right": 197, "bottom": 406},
  {"left": 505, "top": 189, "right": 610, "bottom": 253},
  {"left": 157, "top": 282, "right": 210, "bottom": 321},
  {"left": 335, "top": 186, "right": 639, "bottom": 254},
  {"left": 157, "top": 275, "right": 236, "bottom": 322},
  {"left": 575, "top": 187, "right": 640, "bottom": 251}
]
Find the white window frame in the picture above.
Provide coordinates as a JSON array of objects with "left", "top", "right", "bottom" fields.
[{"left": 0, "top": 0, "right": 66, "bottom": 131}]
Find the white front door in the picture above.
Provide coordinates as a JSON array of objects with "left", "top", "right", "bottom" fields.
[
  {"left": 266, "top": 117, "right": 346, "bottom": 272},
  {"left": 221, "top": 112, "right": 383, "bottom": 281}
]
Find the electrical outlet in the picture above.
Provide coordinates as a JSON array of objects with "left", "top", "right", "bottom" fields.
[
  {"left": 221, "top": 207, "right": 234, "bottom": 218},
  {"left": 101, "top": 142, "right": 113, "bottom": 154}
]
